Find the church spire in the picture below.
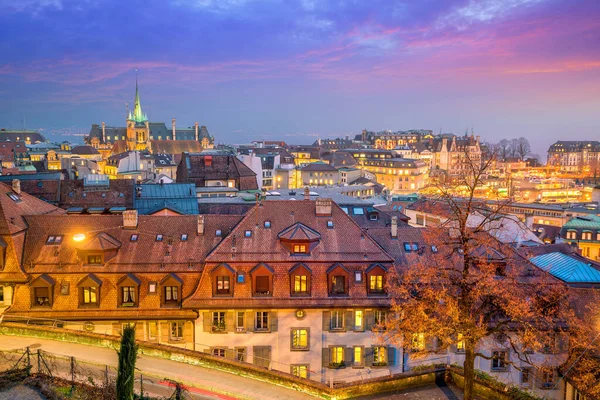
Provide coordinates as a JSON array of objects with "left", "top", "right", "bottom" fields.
[{"left": 129, "top": 69, "right": 148, "bottom": 123}]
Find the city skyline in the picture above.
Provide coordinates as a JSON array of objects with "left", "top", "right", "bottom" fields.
[{"left": 1, "top": 0, "right": 599, "bottom": 156}]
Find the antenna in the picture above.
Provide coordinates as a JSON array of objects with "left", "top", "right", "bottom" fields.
[{"left": 125, "top": 102, "right": 129, "bottom": 118}]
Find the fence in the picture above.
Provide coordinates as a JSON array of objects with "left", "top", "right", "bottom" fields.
[{"left": 0, "top": 346, "right": 191, "bottom": 399}]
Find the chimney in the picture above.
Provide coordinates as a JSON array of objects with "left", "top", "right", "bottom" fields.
[
  {"left": 197, "top": 215, "right": 205, "bottom": 235},
  {"left": 304, "top": 187, "right": 310, "bottom": 200},
  {"left": 172, "top": 118, "right": 176, "bottom": 141},
  {"left": 101, "top": 122, "right": 106, "bottom": 143},
  {"left": 12, "top": 179, "right": 21, "bottom": 195},
  {"left": 316, "top": 198, "right": 332, "bottom": 216},
  {"left": 195, "top": 122, "right": 199, "bottom": 142},
  {"left": 123, "top": 210, "right": 138, "bottom": 229},
  {"left": 475, "top": 135, "right": 480, "bottom": 143},
  {"left": 391, "top": 216, "right": 398, "bottom": 238}
]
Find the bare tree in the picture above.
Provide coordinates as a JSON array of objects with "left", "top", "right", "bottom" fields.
[
  {"left": 385, "top": 148, "right": 598, "bottom": 400},
  {"left": 516, "top": 137, "right": 531, "bottom": 161},
  {"left": 497, "top": 139, "right": 510, "bottom": 161}
]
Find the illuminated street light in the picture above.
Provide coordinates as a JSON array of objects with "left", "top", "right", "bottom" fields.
[{"left": 73, "top": 233, "right": 86, "bottom": 242}]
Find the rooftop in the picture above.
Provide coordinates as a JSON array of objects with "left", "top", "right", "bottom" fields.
[{"left": 529, "top": 252, "right": 600, "bottom": 284}]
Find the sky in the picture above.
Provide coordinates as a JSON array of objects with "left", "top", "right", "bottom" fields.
[{"left": 0, "top": 0, "right": 598, "bottom": 155}]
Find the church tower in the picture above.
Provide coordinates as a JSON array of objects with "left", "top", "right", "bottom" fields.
[{"left": 126, "top": 73, "right": 151, "bottom": 152}]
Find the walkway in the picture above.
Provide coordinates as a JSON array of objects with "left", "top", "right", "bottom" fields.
[{"left": 0, "top": 336, "right": 315, "bottom": 400}]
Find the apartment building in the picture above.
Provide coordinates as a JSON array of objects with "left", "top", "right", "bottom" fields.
[{"left": 547, "top": 141, "right": 600, "bottom": 173}]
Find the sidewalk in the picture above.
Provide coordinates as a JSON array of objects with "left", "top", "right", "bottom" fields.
[{"left": 0, "top": 336, "right": 315, "bottom": 400}]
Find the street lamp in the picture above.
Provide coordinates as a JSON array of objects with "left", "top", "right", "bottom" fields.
[{"left": 73, "top": 233, "right": 86, "bottom": 242}]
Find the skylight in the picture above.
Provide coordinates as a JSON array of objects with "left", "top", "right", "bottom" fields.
[
  {"left": 244, "top": 230, "right": 252, "bottom": 238},
  {"left": 156, "top": 234, "right": 163, "bottom": 242},
  {"left": 264, "top": 221, "right": 271, "bottom": 228},
  {"left": 181, "top": 234, "right": 188, "bottom": 241},
  {"left": 130, "top": 234, "right": 138, "bottom": 242},
  {"left": 46, "top": 235, "right": 63, "bottom": 244},
  {"left": 216, "top": 230, "right": 222, "bottom": 236},
  {"left": 327, "top": 221, "right": 334, "bottom": 228}
]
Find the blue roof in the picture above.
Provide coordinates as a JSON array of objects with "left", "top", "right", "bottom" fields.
[
  {"left": 0, "top": 172, "right": 63, "bottom": 181},
  {"left": 529, "top": 252, "right": 600, "bottom": 283},
  {"left": 133, "top": 183, "right": 198, "bottom": 215}
]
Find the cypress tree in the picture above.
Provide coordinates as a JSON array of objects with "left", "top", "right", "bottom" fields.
[{"left": 116, "top": 324, "right": 138, "bottom": 400}]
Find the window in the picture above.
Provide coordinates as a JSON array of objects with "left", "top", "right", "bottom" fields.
[
  {"left": 147, "top": 322, "right": 158, "bottom": 340},
  {"left": 294, "top": 275, "right": 308, "bottom": 294},
  {"left": 369, "top": 274, "right": 384, "bottom": 293},
  {"left": 264, "top": 221, "right": 271, "bottom": 228},
  {"left": 412, "top": 333, "right": 425, "bottom": 351},
  {"left": 369, "top": 213, "right": 378, "bottom": 221},
  {"left": 156, "top": 234, "right": 163, "bottom": 242},
  {"left": 82, "top": 287, "right": 97, "bottom": 304},
  {"left": 582, "top": 232, "right": 592, "bottom": 240},
  {"left": 60, "top": 283, "right": 70, "bottom": 295},
  {"left": 341, "top": 207, "right": 349, "bottom": 214},
  {"left": 130, "top": 234, "right": 138, "bottom": 242},
  {"left": 234, "top": 347, "right": 246, "bottom": 362},
  {"left": 212, "top": 348, "right": 226, "bottom": 357},
  {"left": 291, "top": 328, "right": 309, "bottom": 350},
  {"left": 236, "top": 311, "right": 245, "bottom": 332},
  {"left": 215, "top": 230, "right": 222, "bottom": 236},
  {"left": 0, "top": 286, "right": 3, "bottom": 303},
  {"left": 164, "top": 286, "right": 178, "bottom": 303},
  {"left": 148, "top": 282, "right": 157, "bottom": 294},
  {"left": 46, "top": 235, "right": 63, "bottom": 244},
  {"left": 291, "top": 365, "right": 309, "bottom": 379},
  {"left": 541, "top": 368, "right": 556, "bottom": 389},
  {"left": 327, "top": 221, "right": 334, "bottom": 228},
  {"left": 121, "top": 287, "right": 136, "bottom": 305},
  {"left": 373, "top": 346, "right": 387, "bottom": 366},
  {"left": 354, "top": 271, "right": 363, "bottom": 283},
  {"left": 331, "top": 276, "right": 345, "bottom": 294},
  {"left": 353, "top": 207, "right": 364, "bottom": 215},
  {"left": 87, "top": 255, "right": 102, "bottom": 265},
  {"left": 255, "top": 276, "right": 270, "bottom": 295},
  {"left": 34, "top": 287, "right": 50, "bottom": 306},
  {"left": 216, "top": 276, "right": 230, "bottom": 294},
  {"left": 566, "top": 231, "right": 577, "bottom": 240},
  {"left": 521, "top": 367, "right": 532, "bottom": 386},
  {"left": 456, "top": 333, "right": 465, "bottom": 353},
  {"left": 212, "top": 311, "right": 226, "bottom": 332},
  {"left": 374, "top": 310, "right": 387, "bottom": 329},
  {"left": 431, "top": 245, "right": 438, "bottom": 253},
  {"left": 255, "top": 311, "right": 269, "bottom": 331},
  {"left": 404, "top": 242, "right": 411, "bottom": 252},
  {"left": 353, "top": 347, "right": 364, "bottom": 367},
  {"left": 244, "top": 230, "right": 252, "bottom": 238},
  {"left": 330, "top": 346, "right": 345, "bottom": 367},
  {"left": 330, "top": 310, "right": 345, "bottom": 330},
  {"left": 181, "top": 234, "right": 188, "bottom": 241},
  {"left": 491, "top": 351, "right": 508, "bottom": 371},
  {"left": 354, "top": 310, "right": 364, "bottom": 331},
  {"left": 292, "top": 244, "right": 308, "bottom": 254}
]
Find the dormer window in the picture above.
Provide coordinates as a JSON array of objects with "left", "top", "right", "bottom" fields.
[
  {"left": 212, "top": 264, "right": 234, "bottom": 297},
  {"left": 117, "top": 274, "right": 140, "bottom": 307},
  {"left": 278, "top": 222, "right": 321, "bottom": 255},
  {"left": 161, "top": 273, "right": 183, "bottom": 308},
  {"left": 30, "top": 274, "right": 55, "bottom": 308},
  {"left": 293, "top": 244, "right": 308, "bottom": 254},
  {"left": 366, "top": 264, "right": 387, "bottom": 296},
  {"left": 87, "top": 254, "right": 103, "bottom": 265},
  {"left": 327, "top": 264, "right": 350, "bottom": 296},
  {"left": 251, "top": 263, "right": 274, "bottom": 297}
]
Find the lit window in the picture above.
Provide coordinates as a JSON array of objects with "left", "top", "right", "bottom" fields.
[
  {"left": 170, "top": 322, "right": 184, "bottom": 341},
  {"left": 353, "top": 347, "right": 363, "bottom": 367},
  {"left": 291, "top": 329, "right": 309, "bottom": 350},
  {"left": 293, "top": 275, "right": 308, "bottom": 294},
  {"left": 330, "top": 346, "right": 345, "bottom": 366},
  {"left": 354, "top": 310, "right": 364, "bottom": 330},
  {"left": 412, "top": 333, "right": 425, "bottom": 351},
  {"left": 456, "top": 333, "right": 465, "bottom": 353},
  {"left": 369, "top": 275, "right": 384, "bottom": 293},
  {"left": 181, "top": 234, "right": 188, "bottom": 241},
  {"left": 293, "top": 244, "right": 307, "bottom": 254},
  {"left": 373, "top": 346, "right": 387, "bottom": 365},
  {"left": 121, "top": 287, "right": 136, "bottom": 305},
  {"left": 82, "top": 287, "right": 97, "bottom": 304},
  {"left": 87, "top": 255, "right": 102, "bottom": 265},
  {"left": 156, "top": 234, "right": 163, "bottom": 242},
  {"left": 148, "top": 282, "right": 157, "bottom": 293},
  {"left": 164, "top": 286, "right": 178, "bottom": 303},
  {"left": 130, "top": 234, "right": 138, "bottom": 242},
  {"left": 291, "top": 365, "right": 308, "bottom": 379},
  {"left": 216, "top": 276, "right": 230, "bottom": 294}
]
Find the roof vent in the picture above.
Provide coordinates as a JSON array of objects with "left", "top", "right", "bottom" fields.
[{"left": 197, "top": 215, "right": 205, "bottom": 235}]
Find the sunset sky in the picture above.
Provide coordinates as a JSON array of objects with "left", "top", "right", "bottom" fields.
[{"left": 0, "top": 0, "right": 598, "bottom": 155}]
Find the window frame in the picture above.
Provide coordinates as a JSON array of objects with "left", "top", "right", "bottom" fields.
[
  {"left": 212, "top": 311, "right": 226, "bottom": 332},
  {"left": 491, "top": 350, "right": 509, "bottom": 371},
  {"left": 121, "top": 286, "right": 136, "bottom": 307},
  {"left": 330, "top": 310, "right": 345, "bottom": 331},
  {"left": 291, "top": 328, "right": 310, "bottom": 351},
  {"left": 373, "top": 346, "right": 388, "bottom": 366},
  {"left": 290, "top": 364, "right": 309, "bottom": 379},
  {"left": 255, "top": 311, "right": 270, "bottom": 332}
]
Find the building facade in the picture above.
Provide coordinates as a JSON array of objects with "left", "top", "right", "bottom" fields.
[{"left": 547, "top": 141, "right": 600, "bottom": 173}]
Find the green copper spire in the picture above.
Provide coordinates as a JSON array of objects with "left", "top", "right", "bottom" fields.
[{"left": 129, "top": 70, "right": 148, "bottom": 123}]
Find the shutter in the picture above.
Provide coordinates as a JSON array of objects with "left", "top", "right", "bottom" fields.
[
  {"left": 365, "top": 347, "right": 374, "bottom": 366},
  {"left": 322, "top": 311, "right": 331, "bottom": 331},
  {"left": 184, "top": 321, "right": 194, "bottom": 345},
  {"left": 203, "top": 312, "right": 211, "bottom": 332},
  {"left": 365, "top": 311, "right": 374, "bottom": 330},
  {"left": 270, "top": 312, "right": 278, "bottom": 332},
  {"left": 344, "top": 347, "right": 352, "bottom": 368},
  {"left": 226, "top": 312, "right": 234, "bottom": 332},
  {"left": 557, "top": 333, "right": 569, "bottom": 353},
  {"left": 111, "top": 322, "right": 120, "bottom": 336},
  {"left": 160, "top": 322, "right": 169, "bottom": 343},
  {"left": 387, "top": 346, "right": 396, "bottom": 366},
  {"left": 346, "top": 311, "right": 353, "bottom": 331},
  {"left": 322, "top": 348, "right": 330, "bottom": 368},
  {"left": 245, "top": 311, "right": 254, "bottom": 332}
]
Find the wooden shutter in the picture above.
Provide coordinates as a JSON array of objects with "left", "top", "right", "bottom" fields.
[
  {"left": 270, "top": 312, "right": 278, "bottom": 332},
  {"left": 111, "top": 322, "right": 120, "bottom": 336},
  {"left": 365, "top": 311, "right": 374, "bottom": 330},
  {"left": 184, "top": 321, "right": 194, "bottom": 345},
  {"left": 226, "top": 312, "right": 234, "bottom": 332},
  {"left": 344, "top": 347, "right": 352, "bottom": 368},
  {"left": 322, "top": 348, "right": 330, "bottom": 368},
  {"left": 160, "top": 322, "right": 169, "bottom": 343},
  {"left": 322, "top": 311, "right": 331, "bottom": 331},
  {"left": 345, "top": 311, "right": 353, "bottom": 331},
  {"left": 203, "top": 312, "right": 211, "bottom": 332},
  {"left": 557, "top": 333, "right": 569, "bottom": 353},
  {"left": 365, "top": 347, "right": 374, "bottom": 366},
  {"left": 245, "top": 311, "right": 254, "bottom": 332},
  {"left": 387, "top": 346, "right": 396, "bottom": 366}
]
